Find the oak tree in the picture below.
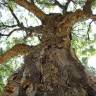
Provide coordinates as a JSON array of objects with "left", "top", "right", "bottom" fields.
[{"left": 0, "top": 0, "right": 96, "bottom": 96}]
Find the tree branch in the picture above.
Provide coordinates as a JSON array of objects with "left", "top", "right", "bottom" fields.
[
  {"left": 83, "top": 0, "right": 93, "bottom": 14},
  {"left": 0, "top": 33, "right": 8, "bottom": 37},
  {"left": 0, "top": 21, "right": 42, "bottom": 38},
  {"left": 0, "top": 44, "right": 32, "bottom": 64},
  {"left": 0, "top": 28, "right": 22, "bottom": 38},
  {"left": 0, "top": 2, "right": 24, "bottom": 30},
  {"left": 54, "top": 0, "right": 64, "bottom": 9},
  {"left": 0, "top": 3, "right": 42, "bottom": 38},
  {"left": 91, "top": 15, "right": 96, "bottom": 21},
  {"left": 54, "top": 0, "right": 71, "bottom": 13},
  {"left": 7, "top": 28, "right": 22, "bottom": 38},
  {"left": 0, "top": 22, "right": 18, "bottom": 29},
  {"left": 86, "top": 20, "right": 93, "bottom": 40},
  {"left": 15, "top": 0, "right": 46, "bottom": 20},
  {"left": 63, "top": 0, "right": 71, "bottom": 13},
  {"left": 8, "top": 5, "right": 24, "bottom": 27},
  {"left": 0, "top": 24, "right": 18, "bottom": 28}
]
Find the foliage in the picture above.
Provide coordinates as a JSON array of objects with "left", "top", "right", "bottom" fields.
[
  {"left": 92, "top": 0, "right": 96, "bottom": 9},
  {"left": 8, "top": 0, "right": 15, "bottom": 8},
  {"left": 72, "top": 20, "right": 96, "bottom": 63}
]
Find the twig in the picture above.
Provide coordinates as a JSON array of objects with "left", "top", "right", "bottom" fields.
[
  {"left": 7, "top": 28, "right": 22, "bottom": 37},
  {"left": 0, "top": 28, "right": 22, "bottom": 38},
  {"left": 54, "top": 0, "right": 64, "bottom": 9},
  {"left": 0, "top": 22, "right": 18, "bottom": 28},
  {"left": 86, "top": 20, "right": 93, "bottom": 40},
  {"left": 63, "top": 0, "right": 72, "bottom": 13},
  {"left": 8, "top": 6, "right": 24, "bottom": 27},
  {"left": 54, "top": 0, "right": 72, "bottom": 13}
]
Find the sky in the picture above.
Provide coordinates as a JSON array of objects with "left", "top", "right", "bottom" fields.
[{"left": 88, "top": 56, "right": 96, "bottom": 69}]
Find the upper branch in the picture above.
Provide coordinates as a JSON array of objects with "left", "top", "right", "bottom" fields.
[
  {"left": 0, "top": 22, "right": 18, "bottom": 29},
  {"left": 0, "top": 44, "right": 32, "bottom": 64},
  {"left": 15, "top": 0, "right": 46, "bottom": 20},
  {"left": 67, "top": 0, "right": 95, "bottom": 25},
  {"left": 54, "top": 0, "right": 64, "bottom": 9},
  {"left": 8, "top": 6, "right": 23, "bottom": 27},
  {"left": 83, "top": 0, "right": 93, "bottom": 14},
  {"left": 54, "top": 0, "right": 71, "bottom": 13},
  {"left": 63, "top": 0, "right": 71, "bottom": 13}
]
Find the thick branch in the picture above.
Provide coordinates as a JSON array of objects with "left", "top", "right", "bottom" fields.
[
  {"left": 0, "top": 44, "right": 32, "bottom": 64},
  {"left": 15, "top": 0, "right": 46, "bottom": 20}
]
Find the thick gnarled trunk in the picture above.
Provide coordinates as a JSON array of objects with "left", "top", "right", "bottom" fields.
[
  {"left": 3, "top": 46, "right": 95, "bottom": 96},
  {"left": 3, "top": 12, "right": 96, "bottom": 96}
]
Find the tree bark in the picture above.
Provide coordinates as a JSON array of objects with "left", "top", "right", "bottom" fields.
[{"left": 3, "top": 11, "right": 96, "bottom": 96}]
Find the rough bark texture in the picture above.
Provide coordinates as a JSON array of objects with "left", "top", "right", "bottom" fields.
[{"left": 3, "top": 10, "right": 96, "bottom": 96}]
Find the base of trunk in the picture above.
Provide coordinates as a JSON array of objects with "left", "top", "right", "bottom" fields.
[{"left": 3, "top": 47, "right": 96, "bottom": 96}]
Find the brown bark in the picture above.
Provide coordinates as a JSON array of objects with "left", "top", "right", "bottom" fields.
[
  {"left": 3, "top": 46, "right": 96, "bottom": 96},
  {"left": 1, "top": 0, "right": 96, "bottom": 96}
]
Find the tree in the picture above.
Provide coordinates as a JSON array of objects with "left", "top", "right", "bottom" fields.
[{"left": 0, "top": 0, "right": 96, "bottom": 96}]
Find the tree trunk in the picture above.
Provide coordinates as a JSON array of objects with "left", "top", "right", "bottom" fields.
[{"left": 3, "top": 13, "right": 96, "bottom": 96}]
